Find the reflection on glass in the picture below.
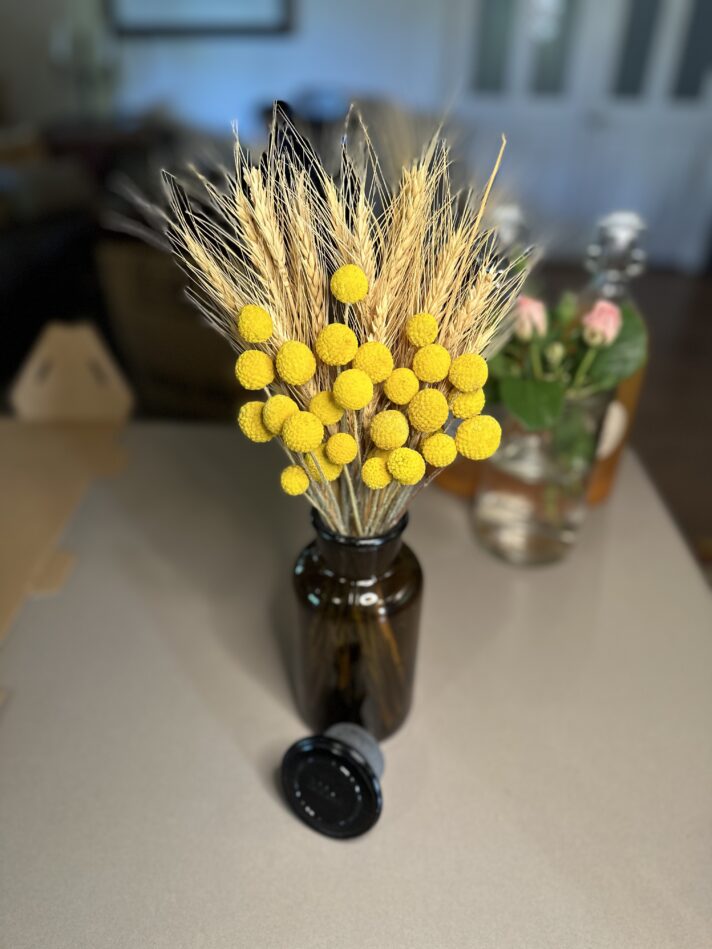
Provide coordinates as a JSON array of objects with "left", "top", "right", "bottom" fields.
[
  {"left": 529, "top": 0, "right": 579, "bottom": 95},
  {"left": 674, "top": 0, "right": 712, "bottom": 99},
  {"left": 472, "top": 0, "right": 516, "bottom": 93},
  {"left": 613, "top": 0, "right": 662, "bottom": 97}
]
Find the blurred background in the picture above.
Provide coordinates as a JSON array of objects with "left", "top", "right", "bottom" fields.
[{"left": 1, "top": 0, "right": 710, "bottom": 564}]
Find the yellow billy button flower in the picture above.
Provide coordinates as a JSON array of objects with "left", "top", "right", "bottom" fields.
[
  {"left": 235, "top": 350, "right": 274, "bottom": 390},
  {"left": 306, "top": 446, "right": 342, "bottom": 483},
  {"left": 325, "top": 432, "right": 358, "bottom": 465},
  {"left": 361, "top": 456, "right": 392, "bottom": 490},
  {"left": 387, "top": 447, "right": 426, "bottom": 485},
  {"left": 412, "top": 343, "right": 451, "bottom": 383},
  {"left": 353, "top": 341, "right": 394, "bottom": 383},
  {"left": 408, "top": 387, "right": 449, "bottom": 433},
  {"left": 237, "top": 304, "right": 272, "bottom": 343},
  {"left": 309, "top": 391, "right": 344, "bottom": 426},
  {"left": 456, "top": 415, "right": 502, "bottom": 460},
  {"left": 237, "top": 401, "right": 273, "bottom": 443},
  {"left": 315, "top": 323, "right": 358, "bottom": 366},
  {"left": 275, "top": 340, "right": 316, "bottom": 386},
  {"left": 330, "top": 264, "right": 369, "bottom": 304},
  {"left": 369, "top": 409, "right": 409, "bottom": 451},
  {"left": 449, "top": 353, "right": 488, "bottom": 392},
  {"left": 422, "top": 432, "right": 457, "bottom": 468},
  {"left": 406, "top": 312, "right": 438, "bottom": 347},
  {"left": 262, "top": 394, "right": 298, "bottom": 434},
  {"left": 383, "top": 367, "right": 419, "bottom": 405},
  {"left": 332, "top": 368, "right": 374, "bottom": 410},
  {"left": 450, "top": 388, "right": 485, "bottom": 420},
  {"left": 282, "top": 411, "right": 324, "bottom": 453},
  {"left": 280, "top": 465, "right": 309, "bottom": 496}
]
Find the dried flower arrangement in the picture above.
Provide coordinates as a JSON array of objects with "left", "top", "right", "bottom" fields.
[{"left": 164, "top": 108, "right": 526, "bottom": 537}]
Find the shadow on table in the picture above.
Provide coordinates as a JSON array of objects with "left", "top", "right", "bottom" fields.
[{"left": 107, "top": 424, "right": 313, "bottom": 804}]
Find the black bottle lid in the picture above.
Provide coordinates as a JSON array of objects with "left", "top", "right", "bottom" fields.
[{"left": 281, "top": 723, "right": 384, "bottom": 839}]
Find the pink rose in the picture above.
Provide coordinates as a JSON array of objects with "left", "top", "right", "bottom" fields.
[
  {"left": 514, "top": 296, "right": 548, "bottom": 341},
  {"left": 582, "top": 300, "right": 622, "bottom": 347}
]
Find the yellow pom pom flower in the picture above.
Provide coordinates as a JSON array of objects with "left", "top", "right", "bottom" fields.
[
  {"left": 369, "top": 410, "right": 409, "bottom": 450},
  {"left": 383, "top": 367, "right": 420, "bottom": 405},
  {"left": 306, "top": 446, "right": 342, "bottom": 483},
  {"left": 422, "top": 432, "right": 457, "bottom": 468},
  {"left": 235, "top": 350, "right": 275, "bottom": 390},
  {"left": 412, "top": 343, "right": 451, "bottom": 383},
  {"left": 353, "top": 341, "right": 394, "bottom": 383},
  {"left": 456, "top": 415, "right": 502, "bottom": 460},
  {"left": 406, "top": 312, "right": 438, "bottom": 347},
  {"left": 408, "top": 387, "right": 449, "bottom": 433},
  {"left": 262, "top": 394, "right": 299, "bottom": 434},
  {"left": 325, "top": 432, "right": 358, "bottom": 465},
  {"left": 275, "top": 340, "right": 316, "bottom": 386},
  {"left": 237, "top": 304, "right": 272, "bottom": 343},
  {"left": 330, "top": 264, "right": 369, "bottom": 304},
  {"left": 309, "top": 391, "right": 344, "bottom": 426},
  {"left": 315, "top": 323, "right": 358, "bottom": 366},
  {"left": 282, "top": 411, "right": 324, "bottom": 453},
  {"left": 332, "top": 368, "right": 374, "bottom": 410},
  {"left": 280, "top": 465, "right": 309, "bottom": 496},
  {"left": 361, "top": 456, "right": 392, "bottom": 490},
  {"left": 450, "top": 388, "right": 485, "bottom": 419},
  {"left": 387, "top": 447, "right": 426, "bottom": 485},
  {"left": 449, "top": 353, "right": 488, "bottom": 392},
  {"left": 237, "top": 401, "right": 273, "bottom": 443}
]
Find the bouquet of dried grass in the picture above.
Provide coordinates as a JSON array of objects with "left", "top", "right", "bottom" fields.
[{"left": 164, "top": 107, "right": 526, "bottom": 537}]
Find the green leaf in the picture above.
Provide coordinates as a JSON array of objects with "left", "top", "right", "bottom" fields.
[
  {"left": 500, "top": 378, "right": 566, "bottom": 431},
  {"left": 484, "top": 377, "right": 501, "bottom": 406},
  {"left": 487, "top": 352, "right": 509, "bottom": 379},
  {"left": 588, "top": 303, "right": 648, "bottom": 386}
]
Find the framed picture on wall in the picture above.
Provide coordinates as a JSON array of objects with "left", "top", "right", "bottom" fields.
[{"left": 108, "top": 0, "right": 294, "bottom": 36}]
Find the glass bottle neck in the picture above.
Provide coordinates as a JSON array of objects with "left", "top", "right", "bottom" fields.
[
  {"left": 584, "top": 213, "right": 645, "bottom": 304},
  {"left": 583, "top": 271, "right": 630, "bottom": 304},
  {"left": 312, "top": 510, "right": 407, "bottom": 581}
]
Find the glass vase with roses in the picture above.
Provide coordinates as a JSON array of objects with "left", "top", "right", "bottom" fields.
[{"left": 472, "top": 293, "right": 648, "bottom": 564}]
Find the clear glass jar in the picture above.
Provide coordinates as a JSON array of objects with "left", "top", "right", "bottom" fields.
[
  {"left": 292, "top": 510, "right": 423, "bottom": 740},
  {"left": 472, "top": 394, "right": 610, "bottom": 565}
]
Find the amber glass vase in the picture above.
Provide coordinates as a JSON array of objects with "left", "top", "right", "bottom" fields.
[{"left": 292, "top": 510, "right": 423, "bottom": 740}]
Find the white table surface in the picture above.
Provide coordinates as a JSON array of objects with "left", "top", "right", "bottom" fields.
[{"left": 1, "top": 423, "right": 710, "bottom": 949}]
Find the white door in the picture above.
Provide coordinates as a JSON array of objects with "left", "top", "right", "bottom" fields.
[{"left": 443, "top": 0, "right": 712, "bottom": 271}]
